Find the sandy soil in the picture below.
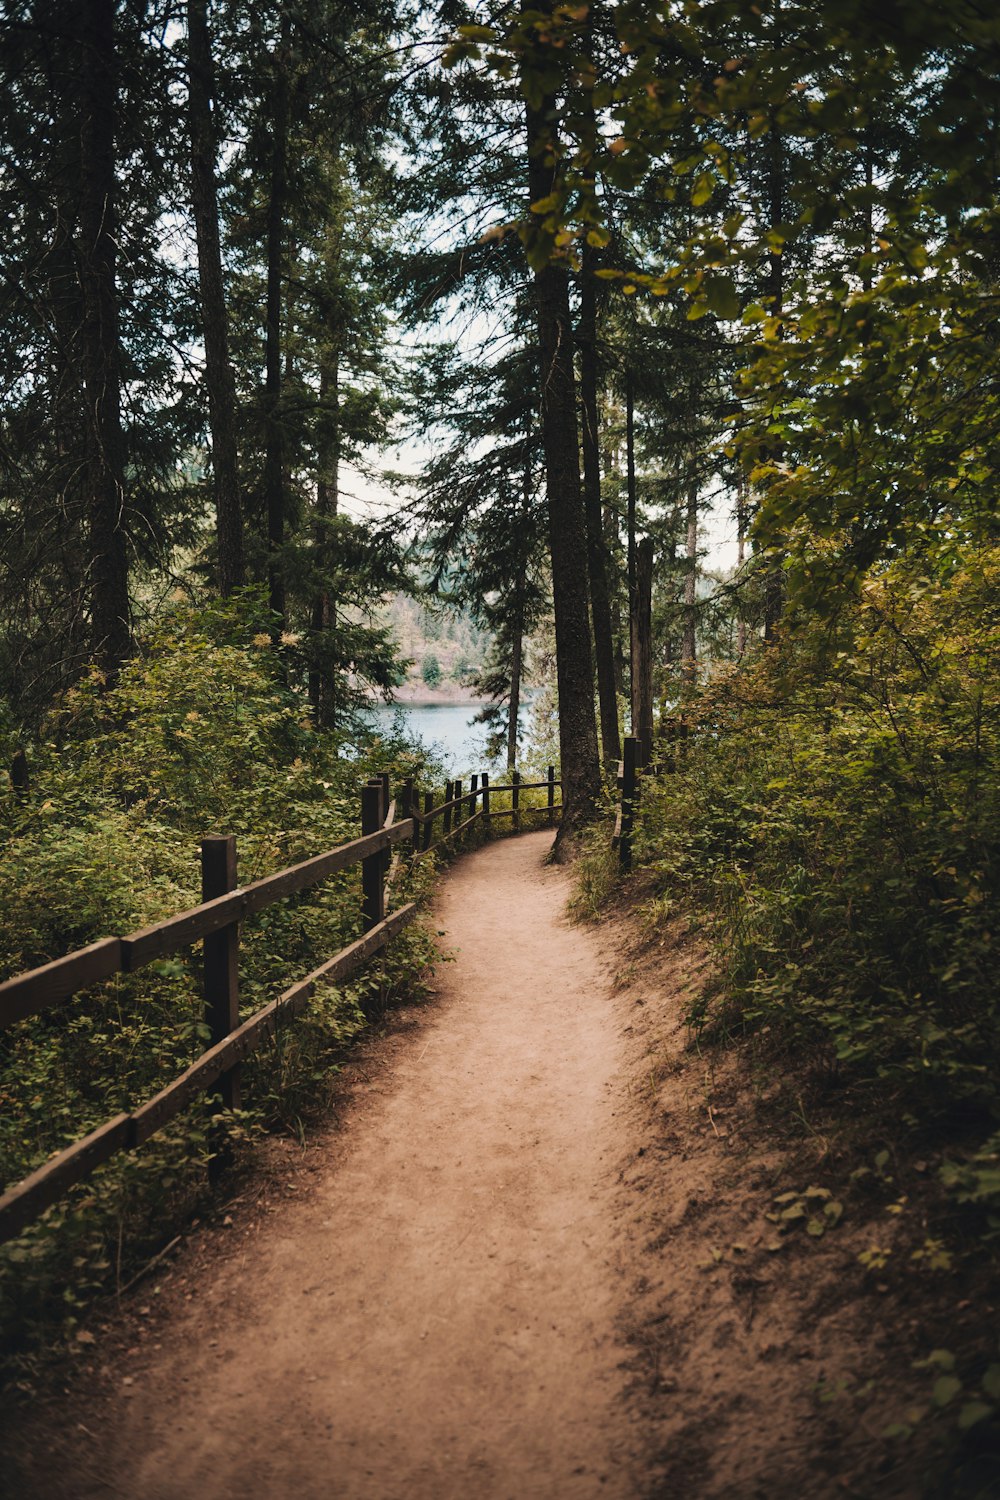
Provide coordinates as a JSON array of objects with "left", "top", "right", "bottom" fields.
[{"left": 8, "top": 831, "right": 646, "bottom": 1500}]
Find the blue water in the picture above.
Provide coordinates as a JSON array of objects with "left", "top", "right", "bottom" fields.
[{"left": 361, "top": 702, "right": 496, "bottom": 774}]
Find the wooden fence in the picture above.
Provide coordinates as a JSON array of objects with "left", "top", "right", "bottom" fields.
[{"left": 0, "top": 766, "right": 562, "bottom": 1247}]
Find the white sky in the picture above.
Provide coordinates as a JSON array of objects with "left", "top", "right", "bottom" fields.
[{"left": 340, "top": 447, "right": 742, "bottom": 575}]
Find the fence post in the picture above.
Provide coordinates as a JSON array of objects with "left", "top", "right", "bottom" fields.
[
  {"left": 512, "top": 768, "right": 521, "bottom": 833},
  {"left": 380, "top": 773, "right": 392, "bottom": 874},
  {"left": 361, "top": 782, "right": 385, "bottom": 931},
  {"left": 453, "top": 779, "right": 463, "bottom": 840},
  {"left": 202, "top": 835, "right": 240, "bottom": 1181},
  {"left": 547, "top": 765, "right": 555, "bottom": 826},
  {"left": 422, "top": 790, "right": 434, "bottom": 852},
  {"left": 481, "top": 771, "right": 490, "bottom": 830},
  {"left": 469, "top": 773, "right": 478, "bottom": 825},
  {"left": 401, "top": 777, "right": 415, "bottom": 857},
  {"left": 443, "top": 780, "right": 453, "bottom": 838},
  {"left": 620, "top": 736, "right": 638, "bottom": 872}
]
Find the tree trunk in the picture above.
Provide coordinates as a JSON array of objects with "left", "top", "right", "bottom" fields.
[
  {"left": 736, "top": 473, "right": 748, "bottom": 658},
  {"left": 505, "top": 453, "right": 533, "bottom": 771},
  {"left": 862, "top": 128, "right": 874, "bottom": 295},
  {"left": 635, "top": 536, "right": 654, "bottom": 765},
  {"left": 507, "top": 583, "right": 523, "bottom": 772},
  {"left": 681, "top": 462, "right": 698, "bottom": 682},
  {"left": 310, "top": 355, "right": 339, "bottom": 726},
  {"left": 263, "top": 27, "right": 290, "bottom": 630},
  {"left": 578, "top": 243, "right": 620, "bottom": 768},
  {"left": 763, "top": 107, "right": 785, "bottom": 640},
  {"left": 524, "top": 76, "right": 601, "bottom": 858},
  {"left": 187, "top": 0, "right": 244, "bottom": 596},
  {"left": 626, "top": 372, "right": 640, "bottom": 742},
  {"left": 78, "top": 0, "right": 129, "bottom": 677},
  {"left": 605, "top": 473, "right": 625, "bottom": 697}
]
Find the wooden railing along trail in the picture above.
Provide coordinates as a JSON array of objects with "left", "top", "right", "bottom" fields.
[{"left": 0, "top": 767, "right": 562, "bottom": 1247}]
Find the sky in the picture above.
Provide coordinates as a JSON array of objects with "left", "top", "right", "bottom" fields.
[{"left": 340, "top": 448, "right": 742, "bottom": 576}]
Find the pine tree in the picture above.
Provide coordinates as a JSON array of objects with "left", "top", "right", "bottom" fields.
[{"left": 186, "top": 0, "right": 245, "bottom": 595}]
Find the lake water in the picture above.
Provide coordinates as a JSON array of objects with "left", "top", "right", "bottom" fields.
[{"left": 361, "top": 702, "right": 497, "bottom": 773}]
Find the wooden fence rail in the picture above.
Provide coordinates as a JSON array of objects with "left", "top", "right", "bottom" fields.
[
  {"left": 0, "top": 763, "right": 563, "bottom": 1246},
  {"left": 409, "top": 772, "right": 564, "bottom": 858}
]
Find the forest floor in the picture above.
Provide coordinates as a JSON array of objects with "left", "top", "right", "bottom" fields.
[{"left": 1, "top": 831, "right": 996, "bottom": 1498}]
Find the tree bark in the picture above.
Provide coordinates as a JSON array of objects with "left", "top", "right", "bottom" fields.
[
  {"left": 604, "top": 468, "right": 625, "bottom": 698},
  {"left": 78, "top": 0, "right": 129, "bottom": 677},
  {"left": 524, "top": 77, "right": 601, "bottom": 857},
  {"left": 763, "top": 106, "right": 785, "bottom": 640},
  {"left": 626, "top": 372, "right": 641, "bottom": 744},
  {"left": 505, "top": 450, "right": 534, "bottom": 771},
  {"left": 736, "top": 472, "right": 748, "bottom": 658},
  {"left": 635, "top": 536, "right": 654, "bottom": 764},
  {"left": 187, "top": 0, "right": 244, "bottom": 596},
  {"left": 263, "top": 26, "right": 290, "bottom": 630},
  {"left": 310, "top": 354, "right": 339, "bottom": 725},
  {"left": 507, "top": 581, "right": 524, "bottom": 772},
  {"left": 578, "top": 243, "right": 620, "bottom": 768},
  {"left": 681, "top": 461, "right": 698, "bottom": 682},
  {"left": 862, "top": 127, "right": 874, "bottom": 295}
]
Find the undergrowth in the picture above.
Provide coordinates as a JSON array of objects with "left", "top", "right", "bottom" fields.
[
  {"left": 0, "top": 595, "right": 446, "bottom": 1382},
  {"left": 638, "top": 551, "right": 1000, "bottom": 1150},
  {"left": 574, "top": 547, "right": 1000, "bottom": 1484}
]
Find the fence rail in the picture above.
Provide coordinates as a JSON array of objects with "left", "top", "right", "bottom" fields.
[{"left": 0, "top": 763, "right": 562, "bottom": 1246}]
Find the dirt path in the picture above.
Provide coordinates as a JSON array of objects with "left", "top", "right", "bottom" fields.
[
  {"left": 8, "top": 828, "right": 976, "bottom": 1499},
  {"left": 18, "top": 831, "right": 648, "bottom": 1500}
]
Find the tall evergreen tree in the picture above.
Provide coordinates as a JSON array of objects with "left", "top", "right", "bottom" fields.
[
  {"left": 0, "top": 0, "right": 202, "bottom": 715},
  {"left": 186, "top": 0, "right": 245, "bottom": 595},
  {"left": 78, "top": 0, "right": 131, "bottom": 676},
  {"left": 523, "top": 50, "right": 602, "bottom": 849}
]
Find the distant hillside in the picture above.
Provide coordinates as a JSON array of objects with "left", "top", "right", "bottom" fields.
[{"left": 379, "top": 594, "right": 492, "bottom": 702}]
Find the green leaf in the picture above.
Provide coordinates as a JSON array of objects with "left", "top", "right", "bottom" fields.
[
  {"left": 883, "top": 1421, "right": 912, "bottom": 1440},
  {"left": 932, "top": 1375, "right": 962, "bottom": 1408},
  {"left": 958, "top": 1400, "right": 993, "bottom": 1431},
  {"left": 703, "top": 274, "right": 741, "bottom": 321},
  {"left": 529, "top": 192, "right": 561, "bottom": 216},
  {"left": 691, "top": 171, "right": 715, "bottom": 207}
]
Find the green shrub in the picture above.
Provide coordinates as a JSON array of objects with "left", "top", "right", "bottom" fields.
[
  {"left": 0, "top": 596, "right": 441, "bottom": 1375},
  {"left": 634, "top": 547, "right": 1000, "bottom": 1125}
]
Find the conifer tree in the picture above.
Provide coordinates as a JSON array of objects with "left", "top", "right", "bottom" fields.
[{"left": 186, "top": 0, "right": 245, "bottom": 595}]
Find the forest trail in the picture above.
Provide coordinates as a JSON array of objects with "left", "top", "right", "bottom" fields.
[{"left": 21, "top": 831, "right": 648, "bottom": 1500}]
